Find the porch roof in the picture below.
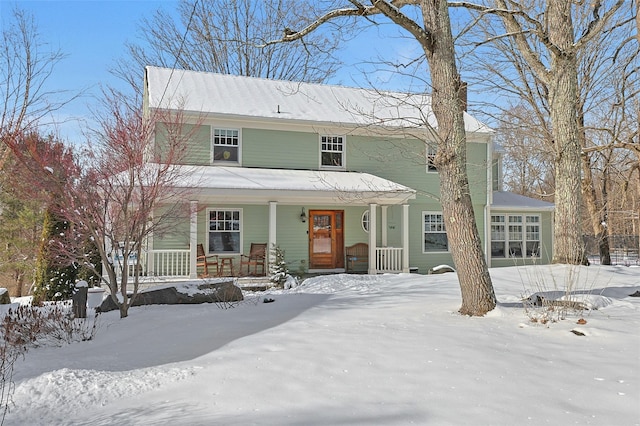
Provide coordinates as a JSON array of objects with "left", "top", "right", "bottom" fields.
[{"left": 174, "top": 165, "right": 416, "bottom": 205}]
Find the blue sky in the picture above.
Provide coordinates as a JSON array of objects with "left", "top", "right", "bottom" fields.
[
  {"left": 1, "top": 0, "right": 177, "bottom": 141},
  {"left": 1, "top": 0, "right": 427, "bottom": 143}
]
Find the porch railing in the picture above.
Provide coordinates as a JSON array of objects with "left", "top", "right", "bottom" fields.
[
  {"left": 114, "top": 249, "right": 191, "bottom": 280},
  {"left": 375, "top": 247, "right": 403, "bottom": 273},
  {"left": 150, "top": 249, "right": 191, "bottom": 278},
  {"left": 113, "top": 247, "right": 405, "bottom": 279}
]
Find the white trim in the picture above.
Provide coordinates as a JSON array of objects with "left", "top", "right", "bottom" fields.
[
  {"left": 426, "top": 144, "right": 437, "bottom": 173},
  {"left": 319, "top": 134, "right": 346, "bottom": 170},
  {"left": 381, "top": 206, "right": 388, "bottom": 247},
  {"left": 368, "top": 204, "right": 377, "bottom": 274},
  {"left": 422, "top": 211, "right": 449, "bottom": 253},
  {"left": 212, "top": 127, "right": 242, "bottom": 166},
  {"left": 206, "top": 207, "right": 243, "bottom": 255},
  {"left": 189, "top": 201, "right": 198, "bottom": 279},
  {"left": 361, "top": 210, "right": 370, "bottom": 233},
  {"left": 268, "top": 202, "right": 277, "bottom": 274},
  {"left": 402, "top": 204, "right": 410, "bottom": 273},
  {"left": 490, "top": 213, "right": 541, "bottom": 259}
]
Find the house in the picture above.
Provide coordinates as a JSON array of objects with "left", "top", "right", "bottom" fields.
[{"left": 139, "top": 66, "right": 554, "bottom": 279}]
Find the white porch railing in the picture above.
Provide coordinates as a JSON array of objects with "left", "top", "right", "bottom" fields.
[
  {"left": 113, "top": 247, "right": 404, "bottom": 279},
  {"left": 150, "top": 249, "right": 191, "bottom": 278},
  {"left": 375, "top": 247, "right": 403, "bottom": 273},
  {"left": 114, "top": 249, "right": 191, "bottom": 280}
]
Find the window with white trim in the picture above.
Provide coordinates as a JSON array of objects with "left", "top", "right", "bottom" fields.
[
  {"left": 207, "top": 209, "right": 242, "bottom": 253},
  {"left": 213, "top": 128, "right": 240, "bottom": 163},
  {"left": 320, "top": 135, "right": 345, "bottom": 168},
  {"left": 423, "top": 212, "right": 448, "bottom": 252},
  {"left": 427, "top": 145, "right": 437, "bottom": 172},
  {"left": 491, "top": 214, "right": 540, "bottom": 258},
  {"left": 361, "top": 210, "right": 370, "bottom": 233}
]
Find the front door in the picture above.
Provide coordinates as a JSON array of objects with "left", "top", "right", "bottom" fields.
[{"left": 309, "top": 210, "right": 344, "bottom": 269}]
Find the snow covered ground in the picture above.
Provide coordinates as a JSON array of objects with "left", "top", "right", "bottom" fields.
[{"left": 5, "top": 264, "right": 640, "bottom": 425}]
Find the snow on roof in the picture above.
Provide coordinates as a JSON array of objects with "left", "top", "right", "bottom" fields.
[
  {"left": 492, "top": 191, "right": 554, "bottom": 211},
  {"left": 145, "top": 66, "right": 492, "bottom": 134},
  {"left": 172, "top": 165, "right": 416, "bottom": 205}
]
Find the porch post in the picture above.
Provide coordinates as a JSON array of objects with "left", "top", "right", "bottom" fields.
[
  {"left": 402, "top": 204, "right": 410, "bottom": 273},
  {"left": 268, "top": 201, "right": 277, "bottom": 275},
  {"left": 368, "top": 203, "right": 377, "bottom": 274},
  {"left": 146, "top": 221, "right": 154, "bottom": 277},
  {"left": 189, "top": 200, "right": 198, "bottom": 279},
  {"left": 381, "top": 205, "right": 388, "bottom": 247}
]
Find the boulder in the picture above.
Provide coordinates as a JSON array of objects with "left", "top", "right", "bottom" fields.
[
  {"left": 97, "top": 280, "right": 243, "bottom": 313},
  {"left": 0, "top": 288, "right": 10, "bottom": 304}
]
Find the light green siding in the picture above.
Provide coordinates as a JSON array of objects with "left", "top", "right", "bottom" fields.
[
  {"left": 242, "top": 128, "right": 318, "bottom": 169},
  {"left": 155, "top": 123, "right": 211, "bottom": 165},
  {"left": 150, "top": 119, "right": 553, "bottom": 273}
]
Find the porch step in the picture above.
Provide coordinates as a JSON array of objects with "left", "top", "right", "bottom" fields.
[{"left": 236, "top": 277, "right": 275, "bottom": 291}]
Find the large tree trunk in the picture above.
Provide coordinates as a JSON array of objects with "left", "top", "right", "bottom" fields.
[
  {"left": 548, "top": 0, "right": 586, "bottom": 265},
  {"left": 423, "top": 0, "right": 496, "bottom": 315}
]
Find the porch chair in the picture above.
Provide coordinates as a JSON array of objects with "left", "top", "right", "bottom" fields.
[
  {"left": 196, "top": 244, "right": 219, "bottom": 277},
  {"left": 240, "top": 243, "right": 267, "bottom": 276}
]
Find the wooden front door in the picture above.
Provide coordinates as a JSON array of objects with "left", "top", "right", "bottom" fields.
[{"left": 309, "top": 210, "right": 344, "bottom": 269}]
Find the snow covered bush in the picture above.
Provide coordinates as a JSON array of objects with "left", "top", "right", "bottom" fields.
[
  {"left": 269, "top": 244, "right": 289, "bottom": 287},
  {"left": 1, "top": 301, "right": 100, "bottom": 421}
]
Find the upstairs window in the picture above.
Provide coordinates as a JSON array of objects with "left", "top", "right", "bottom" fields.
[
  {"left": 320, "top": 135, "right": 345, "bottom": 168},
  {"left": 427, "top": 145, "right": 437, "bottom": 172},
  {"left": 213, "top": 128, "right": 240, "bottom": 164}
]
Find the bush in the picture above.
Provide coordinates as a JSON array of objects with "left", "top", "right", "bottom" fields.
[{"left": 0, "top": 302, "right": 100, "bottom": 422}]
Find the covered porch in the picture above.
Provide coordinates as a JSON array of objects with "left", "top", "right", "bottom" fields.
[{"left": 118, "top": 166, "right": 416, "bottom": 280}]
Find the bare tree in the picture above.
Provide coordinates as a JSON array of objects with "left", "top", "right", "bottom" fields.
[
  {"left": 3, "top": 88, "right": 198, "bottom": 318},
  {"left": 267, "top": 0, "right": 496, "bottom": 316},
  {"left": 459, "top": 0, "right": 628, "bottom": 265},
  {"left": 495, "top": 104, "right": 555, "bottom": 198},
  {"left": 0, "top": 6, "right": 70, "bottom": 167},
  {"left": 114, "top": 0, "right": 342, "bottom": 90}
]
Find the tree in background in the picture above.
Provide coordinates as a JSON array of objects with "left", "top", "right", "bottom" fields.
[
  {"left": 0, "top": 163, "right": 43, "bottom": 297},
  {"left": 461, "top": 0, "right": 631, "bottom": 264},
  {"left": 270, "top": 0, "right": 496, "bottom": 316},
  {"left": 0, "top": 6, "right": 70, "bottom": 167},
  {"left": 3, "top": 88, "right": 197, "bottom": 318},
  {"left": 2, "top": 131, "right": 78, "bottom": 302},
  {"left": 114, "top": 0, "right": 341, "bottom": 90},
  {"left": 1, "top": 6, "right": 80, "bottom": 297},
  {"left": 494, "top": 105, "right": 555, "bottom": 198}
]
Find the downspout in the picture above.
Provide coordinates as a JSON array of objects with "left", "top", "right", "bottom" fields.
[{"left": 485, "top": 137, "right": 493, "bottom": 268}]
